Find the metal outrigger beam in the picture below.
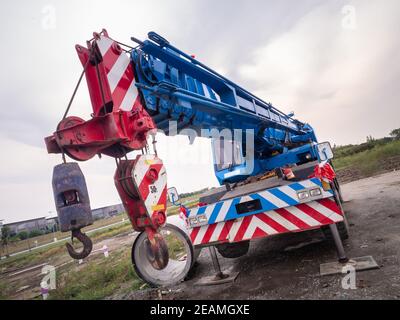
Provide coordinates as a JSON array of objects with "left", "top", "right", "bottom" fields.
[{"left": 195, "top": 246, "right": 239, "bottom": 286}]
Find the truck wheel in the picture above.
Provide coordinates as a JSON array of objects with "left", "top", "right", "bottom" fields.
[
  {"left": 333, "top": 178, "right": 344, "bottom": 203},
  {"left": 216, "top": 240, "right": 250, "bottom": 258},
  {"left": 131, "top": 223, "right": 195, "bottom": 287}
]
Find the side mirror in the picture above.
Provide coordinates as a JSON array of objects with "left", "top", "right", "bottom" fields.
[
  {"left": 316, "top": 142, "right": 334, "bottom": 161},
  {"left": 167, "top": 187, "right": 180, "bottom": 205}
]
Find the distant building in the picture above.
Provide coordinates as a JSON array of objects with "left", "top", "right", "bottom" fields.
[
  {"left": 92, "top": 204, "right": 125, "bottom": 221},
  {"left": 45, "top": 216, "right": 59, "bottom": 232},
  {"left": 4, "top": 217, "right": 47, "bottom": 236},
  {"left": 1, "top": 204, "right": 125, "bottom": 236}
]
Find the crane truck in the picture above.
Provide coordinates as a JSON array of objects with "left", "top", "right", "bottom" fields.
[{"left": 45, "top": 30, "right": 349, "bottom": 286}]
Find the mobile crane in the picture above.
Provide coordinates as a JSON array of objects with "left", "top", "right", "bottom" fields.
[{"left": 45, "top": 30, "right": 349, "bottom": 286}]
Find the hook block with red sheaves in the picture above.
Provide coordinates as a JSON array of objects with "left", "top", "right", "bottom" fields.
[{"left": 45, "top": 30, "right": 169, "bottom": 266}]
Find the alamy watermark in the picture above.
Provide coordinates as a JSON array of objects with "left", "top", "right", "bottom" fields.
[
  {"left": 41, "top": 4, "right": 56, "bottom": 30},
  {"left": 40, "top": 264, "right": 56, "bottom": 299},
  {"left": 160, "top": 121, "right": 255, "bottom": 172},
  {"left": 341, "top": 264, "right": 357, "bottom": 290},
  {"left": 341, "top": 5, "right": 357, "bottom": 30}
]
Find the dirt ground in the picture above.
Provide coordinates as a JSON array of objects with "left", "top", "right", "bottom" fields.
[
  {"left": 117, "top": 170, "right": 400, "bottom": 300},
  {"left": 0, "top": 231, "right": 136, "bottom": 299}
]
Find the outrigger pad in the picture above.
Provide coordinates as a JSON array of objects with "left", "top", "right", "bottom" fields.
[
  {"left": 194, "top": 271, "right": 240, "bottom": 286},
  {"left": 320, "top": 256, "right": 379, "bottom": 276}
]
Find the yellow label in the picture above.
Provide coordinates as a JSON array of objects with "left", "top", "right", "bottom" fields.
[
  {"left": 145, "top": 160, "right": 155, "bottom": 165},
  {"left": 151, "top": 204, "right": 165, "bottom": 211}
]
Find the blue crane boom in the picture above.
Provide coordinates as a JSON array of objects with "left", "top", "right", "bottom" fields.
[{"left": 131, "top": 32, "right": 318, "bottom": 183}]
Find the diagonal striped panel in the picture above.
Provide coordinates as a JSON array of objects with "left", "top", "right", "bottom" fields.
[
  {"left": 132, "top": 154, "right": 167, "bottom": 220},
  {"left": 189, "top": 197, "right": 343, "bottom": 246},
  {"left": 187, "top": 178, "right": 335, "bottom": 225},
  {"left": 95, "top": 35, "right": 139, "bottom": 112}
]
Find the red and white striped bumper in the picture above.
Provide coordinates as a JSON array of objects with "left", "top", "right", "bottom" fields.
[{"left": 189, "top": 197, "right": 343, "bottom": 246}]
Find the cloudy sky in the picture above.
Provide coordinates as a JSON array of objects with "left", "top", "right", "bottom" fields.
[{"left": 0, "top": 0, "right": 399, "bottom": 223}]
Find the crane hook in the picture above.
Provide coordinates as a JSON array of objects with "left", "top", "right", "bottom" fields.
[
  {"left": 65, "top": 229, "right": 93, "bottom": 260},
  {"left": 145, "top": 229, "right": 169, "bottom": 270}
]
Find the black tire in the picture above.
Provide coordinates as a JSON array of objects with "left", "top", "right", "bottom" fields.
[
  {"left": 333, "top": 178, "right": 344, "bottom": 203},
  {"left": 216, "top": 240, "right": 250, "bottom": 258}
]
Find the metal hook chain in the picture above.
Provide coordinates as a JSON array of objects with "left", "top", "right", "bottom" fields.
[
  {"left": 59, "top": 45, "right": 95, "bottom": 163},
  {"left": 62, "top": 47, "right": 94, "bottom": 121}
]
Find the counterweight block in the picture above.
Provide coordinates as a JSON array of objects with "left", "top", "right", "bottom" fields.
[
  {"left": 52, "top": 162, "right": 93, "bottom": 232},
  {"left": 52, "top": 162, "right": 94, "bottom": 259}
]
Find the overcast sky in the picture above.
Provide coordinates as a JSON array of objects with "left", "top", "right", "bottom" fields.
[{"left": 0, "top": 0, "right": 399, "bottom": 223}]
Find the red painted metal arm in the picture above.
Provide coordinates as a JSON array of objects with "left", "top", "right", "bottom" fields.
[{"left": 44, "top": 29, "right": 155, "bottom": 161}]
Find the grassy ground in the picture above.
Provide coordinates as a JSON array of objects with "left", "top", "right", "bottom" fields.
[
  {"left": 333, "top": 139, "right": 400, "bottom": 177},
  {"left": 0, "top": 221, "right": 132, "bottom": 272},
  {"left": 0, "top": 282, "right": 9, "bottom": 299},
  {"left": 1, "top": 243, "right": 67, "bottom": 272},
  {"left": 1, "top": 213, "right": 128, "bottom": 257},
  {"left": 0, "top": 221, "right": 139, "bottom": 300},
  {"left": 48, "top": 223, "right": 185, "bottom": 299},
  {"left": 49, "top": 249, "right": 143, "bottom": 300}
]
